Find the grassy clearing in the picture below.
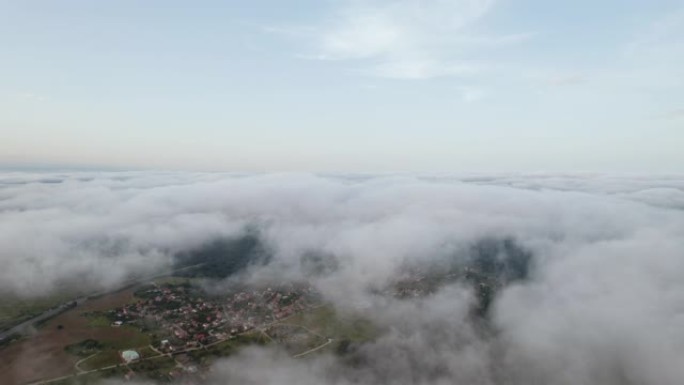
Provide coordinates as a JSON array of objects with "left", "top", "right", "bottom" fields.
[
  {"left": 85, "top": 314, "right": 111, "bottom": 327},
  {"left": 138, "top": 345, "right": 156, "bottom": 358},
  {"left": 52, "top": 367, "right": 128, "bottom": 385},
  {"left": 286, "top": 305, "right": 378, "bottom": 342},
  {"left": 284, "top": 305, "right": 379, "bottom": 356},
  {"left": 64, "top": 339, "right": 104, "bottom": 357},
  {"left": 129, "top": 356, "right": 178, "bottom": 382},
  {"left": 186, "top": 331, "right": 268, "bottom": 364},
  {"left": 208, "top": 331, "right": 268, "bottom": 354},
  {"left": 0, "top": 293, "right": 77, "bottom": 331},
  {"left": 75, "top": 329, "right": 151, "bottom": 371},
  {"left": 79, "top": 350, "right": 122, "bottom": 371},
  {"left": 77, "top": 333, "right": 153, "bottom": 372},
  {"left": 106, "top": 326, "right": 150, "bottom": 349},
  {"left": 80, "top": 311, "right": 150, "bottom": 349},
  {"left": 266, "top": 324, "right": 327, "bottom": 354}
]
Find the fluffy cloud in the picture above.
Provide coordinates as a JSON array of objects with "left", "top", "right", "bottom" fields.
[{"left": 2, "top": 171, "right": 684, "bottom": 384}]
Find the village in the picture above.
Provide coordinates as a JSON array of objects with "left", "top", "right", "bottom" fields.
[
  {"left": 0, "top": 280, "right": 334, "bottom": 385},
  {"left": 104, "top": 281, "right": 321, "bottom": 355}
]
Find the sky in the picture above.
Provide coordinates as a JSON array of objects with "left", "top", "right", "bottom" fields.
[{"left": 1, "top": 0, "right": 683, "bottom": 172}]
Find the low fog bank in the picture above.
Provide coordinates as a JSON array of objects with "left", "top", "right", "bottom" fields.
[{"left": 2, "top": 171, "right": 684, "bottom": 384}]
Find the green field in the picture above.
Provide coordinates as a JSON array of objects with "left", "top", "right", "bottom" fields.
[
  {"left": 64, "top": 339, "right": 104, "bottom": 357},
  {"left": 70, "top": 331, "right": 151, "bottom": 372},
  {"left": 107, "top": 326, "right": 151, "bottom": 349},
  {"left": 284, "top": 305, "right": 379, "bottom": 355},
  {"left": 78, "top": 350, "right": 122, "bottom": 371},
  {"left": 84, "top": 314, "right": 111, "bottom": 327},
  {"left": 128, "top": 356, "right": 178, "bottom": 382},
  {"left": 286, "top": 306, "right": 377, "bottom": 341},
  {"left": 52, "top": 367, "right": 128, "bottom": 385},
  {"left": 186, "top": 331, "right": 268, "bottom": 364},
  {"left": 0, "top": 292, "right": 77, "bottom": 332},
  {"left": 137, "top": 345, "right": 157, "bottom": 358}
]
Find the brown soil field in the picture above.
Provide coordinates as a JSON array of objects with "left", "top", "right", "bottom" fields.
[{"left": 0, "top": 288, "right": 147, "bottom": 385}]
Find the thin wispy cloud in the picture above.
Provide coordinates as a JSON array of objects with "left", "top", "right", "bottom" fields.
[{"left": 275, "top": 0, "right": 531, "bottom": 80}]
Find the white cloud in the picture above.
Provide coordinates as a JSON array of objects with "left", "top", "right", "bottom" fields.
[
  {"left": 4, "top": 172, "right": 684, "bottom": 384},
  {"left": 278, "top": 0, "right": 528, "bottom": 80}
]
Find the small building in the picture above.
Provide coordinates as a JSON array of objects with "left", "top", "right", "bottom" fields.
[{"left": 120, "top": 350, "right": 141, "bottom": 364}]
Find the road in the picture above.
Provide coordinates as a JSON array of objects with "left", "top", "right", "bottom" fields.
[
  {"left": 0, "top": 299, "right": 84, "bottom": 342},
  {"left": 24, "top": 306, "right": 334, "bottom": 385},
  {"left": 0, "top": 264, "right": 205, "bottom": 343},
  {"left": 275, "top": 321, "right": 334, "bottom": 358},
  {"left": 28, "top": 332, "right": 335, "bottom": 385},
  {"left": 293, "top": 338, "right": 334, "bottom": 358},
  {"left": 74, "top": 353, "right": 99, "bottom": 374},
  {"left": 27, "top": 333, "right": 246, "bottom": 385}
]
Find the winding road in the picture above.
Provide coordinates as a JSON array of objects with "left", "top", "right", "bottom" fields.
[
  {"left": 24, "top": 310, "right": 335, "bottom": 385},
  {"left": 1, "top": 264, "right": 206, "bottom": 343}
]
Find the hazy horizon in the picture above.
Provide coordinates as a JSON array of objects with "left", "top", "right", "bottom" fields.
[
  {"left": 2, "top": 2, "right": 684, "bottom": 385},
  {"left": 2, "top": 0, "right": 684, "bottom": 173}
]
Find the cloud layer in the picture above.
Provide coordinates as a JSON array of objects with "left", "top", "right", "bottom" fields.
[{"left": 2, "top": 171, "right": 684, "bottom": 384}]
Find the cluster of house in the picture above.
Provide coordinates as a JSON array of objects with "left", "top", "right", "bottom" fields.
[{"left": 109, "top": 282, "right": 318, "bottom": 352}]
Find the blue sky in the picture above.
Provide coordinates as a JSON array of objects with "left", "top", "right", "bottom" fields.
[{"left": 1, "top": 0, "right": 683, "bottom": 172}]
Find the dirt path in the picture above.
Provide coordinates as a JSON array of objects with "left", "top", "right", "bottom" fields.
[
  {"left": 0, "top": 289, "right": 139, "bottom": 385},
  {"left": 293, "top": 338, "right": 334, "bottom": 358},
  {"left": 19, "top": 304, "right": 330, "bottom": 384},
  {"left": 74, "top": 353, "right": 98, "bottom": 373}
]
